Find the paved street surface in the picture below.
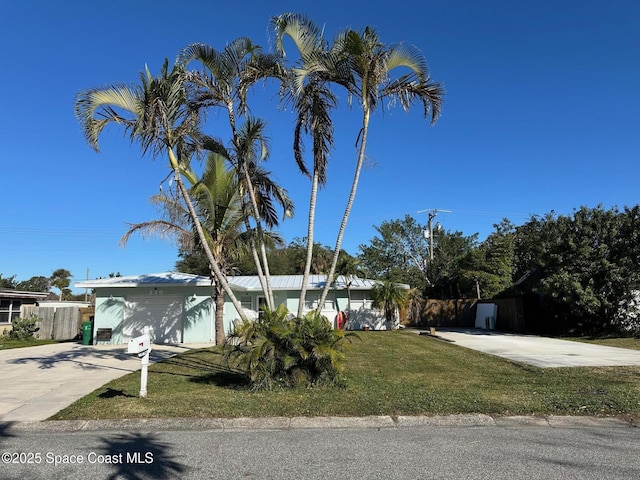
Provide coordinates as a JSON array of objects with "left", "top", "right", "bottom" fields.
[{"left": 1, "top": 419, "right": 639, "bottom": 479}]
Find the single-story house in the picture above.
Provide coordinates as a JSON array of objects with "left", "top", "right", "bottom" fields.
[
  {"left": 75, "top": 272, "right": 406, "bottom": 345},
  {"left": 0, "top": 288, "right": 50, "bottom": 333}
]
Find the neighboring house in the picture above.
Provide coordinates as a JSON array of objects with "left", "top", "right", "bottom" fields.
[
  {"left": 75, "top": 272, "right": 405, "bottom": 345},
  {"left": 0, "top": 288, "right": 49, "bottom": 332}
]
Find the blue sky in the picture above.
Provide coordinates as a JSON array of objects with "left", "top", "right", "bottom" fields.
[{"left": 1, "top": 0, "right": 638, "bottom": 292}]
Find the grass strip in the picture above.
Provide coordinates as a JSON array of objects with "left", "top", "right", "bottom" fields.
[{"left": 51, "top": 331, "right": 640, "bottom": 420}]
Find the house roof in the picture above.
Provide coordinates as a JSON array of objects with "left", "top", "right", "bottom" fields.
[
  {"left": 75, "top": 272, "right": 211, "bottom": 289},
  {"left": 0, "top": 288, "right": 49, "bottom": 300},
  {"left": 75, "top": 272, "right": 406, "bottom": 291}
]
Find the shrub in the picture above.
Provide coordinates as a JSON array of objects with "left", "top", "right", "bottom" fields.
[
  {"left": 224, "top": 305, "right": 359, "bottom": 390},
  {"left": 8, "top": 315, "right": 40, "bottom": 340}
]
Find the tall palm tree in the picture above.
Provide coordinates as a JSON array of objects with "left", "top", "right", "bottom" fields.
[
  {"left": 178, "top": 38, "right": 286, "bottom": 310},
  {"left": 75, "top": 60, "right": 248, "bottom": 321},
  {"left": 121, "top": 153, "right": 245, "bottom": 344},
  {"left": 317, "top": 26, "right": 444, "bottom": 311},
  {"left": 270, "top": 13, "right": 352, "bottom": 317}
]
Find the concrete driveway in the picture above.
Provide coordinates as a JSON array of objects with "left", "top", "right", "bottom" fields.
[
  {"left": 0, "top": 341, "right": 211, "bottom": 422},
  {"left": 425, "top": 328, "right": 640, "bottom": 368}
]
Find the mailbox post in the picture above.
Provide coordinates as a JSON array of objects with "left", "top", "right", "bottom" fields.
[{"left": 126, "top": 328, "right": 152, "bottom": 398}]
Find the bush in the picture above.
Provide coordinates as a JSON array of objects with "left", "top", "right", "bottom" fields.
[
  {"left": 8, "top": 315, "right": 40, "bottom": 340},
  {"left": 224, "top": 305, "right": 359, "bottom": 390}
]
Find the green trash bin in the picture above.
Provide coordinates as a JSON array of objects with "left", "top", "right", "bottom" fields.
[{"left": 82, "top": 321, "right": 92, "bottom": 345}]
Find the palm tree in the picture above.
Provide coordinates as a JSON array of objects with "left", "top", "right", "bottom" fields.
[
  {"left": 270, "top": 13, "right": 352, "bottom": 317},
  {"left": 178, "top": 38, "right": 286, "bottom": 311},
  {"left": 50, "top": 269, "right": 72, "bottom": 301},
  {"left": 335, "top": 254, "right": 364, "bottom": 314},
  {"left": 121, "top": 153, "right": 245, "bottom": 344},
  {"left": 371, "top": 281, "right": 408, "bottom": 329},
  {"left": 75, "top": 60, "right": 248, "bottom": 321},
  {"left": 317, "top": 26, "right": 444, "bottom": 312}
]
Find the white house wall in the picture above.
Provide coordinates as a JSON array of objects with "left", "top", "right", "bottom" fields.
[
  {"left": 222, "top": 290, "right": 358, "bottom": 330},
  {"left": 94, "top": 286, "right": 215, "bottom": 344}
]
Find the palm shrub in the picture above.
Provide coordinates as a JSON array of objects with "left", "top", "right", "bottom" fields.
[{"left": 224, "top": 305, "right": 358, "bottom": 390}]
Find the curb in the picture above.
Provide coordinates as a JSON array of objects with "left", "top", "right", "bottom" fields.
[{"left": 2, "top": 414, "right": 637, "bottom": 433}]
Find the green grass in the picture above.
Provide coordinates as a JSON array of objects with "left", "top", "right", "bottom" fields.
[
  {"left": 567, "top": 337, "right": 640, "bottom": 351},
  {"left": 50, "top": 331, "right": 640, "bottom": 420},
  {"left": 0, "top": 337, "right": 60, "bottom": 350}
]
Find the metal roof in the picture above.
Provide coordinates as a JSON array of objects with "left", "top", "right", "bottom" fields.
[
  {"left": 0, "top": 289, "right": 49, "bottom": 299},
  {"left": 75, "top": 272, "right": 406, "bottom": 291},
  {"left": 75, "top": 272, "right": 213, "bottom": 289}
]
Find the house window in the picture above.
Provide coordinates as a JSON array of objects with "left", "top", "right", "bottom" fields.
[
  {"left": 240, "top": 296, "right": 252, "bottom": 310},
  {"left": 0, "top": 300, "right": 21, "bottom": 324},
  {"left": 304, "top": 293, "right": 319, "bottom": 310},
  {"left": 257, "top": 297, "right": 267, "bottom": 318}
]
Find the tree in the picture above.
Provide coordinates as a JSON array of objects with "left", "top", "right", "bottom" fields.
[
  {"left": 0, "top": 274, "right": 17, "bottom": 289},
  {"left": 358, "top": 215, "right": 477, "bottom": 296},
  {"left": 178, "top": 38, "right": 287, "bottom": 311},
  {"left": 459, "top": 220, "right": 515, "bottom": 299},
  {"left": 122, "top": 153, "right": 245, "bottom": 345},
  {"left": 50, "top": 269, "right": 71, "bottom": 301},
  {"left": 371, "top": 281, "right": 408, "bottom": 328},
  {"left": 335, "top": 252, "right": 364, "bottom": 313},
  {"left": 16, "top": 276, "right": 51, "bottom": 293},
  {"left": 75, "top": 59, "right": 248, "bottom": 322},
  {"left": 270, "top": 13, "right": 351, "bottom": 317},
  {"left": 358, "top": 215, "right": 430, "bottom": 290},
  {"left": 317, "top": 24, "right": 444, "bottom": 312},
  {"left": 513, "top": 205, "right": 640, "bottom": 334}
]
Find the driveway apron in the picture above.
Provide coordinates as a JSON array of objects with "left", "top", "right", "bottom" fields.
[
  {"left": 427, "top": 328, "right": 640, "bottom": 368},
  {"left": 0, "top": 342, "right": 209, "bottom": 422}
]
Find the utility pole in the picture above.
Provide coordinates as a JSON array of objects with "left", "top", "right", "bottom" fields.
[
  {"left": 84, "top": 268, "right": 89, "bottom": 302},
  {"left": 418, "top": 209, "right": 451, "bottom": 261}
]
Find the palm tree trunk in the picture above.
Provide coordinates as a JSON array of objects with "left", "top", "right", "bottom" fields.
[
  {"left": 228, "top": 104, "right": 275, "bottom": 310},
  {"left": 298, "top": 168, "right": 320, "bottom": 317},
  {"left": 317, "top": 108, "right": 371, "bottom": 312},
  {"left": 214, "top": 281, "right": 226, "bottom": 345},
  {"left": 243, "top": 166, "right": 275, "bottom": 310},
  {"left": 243, "top": 215, "right": 270, "bottom": 305},
  {"left": 168, "top": 149, "right": 247, "bottom": 326}
]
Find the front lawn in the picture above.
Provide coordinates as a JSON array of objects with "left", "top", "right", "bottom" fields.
[
  {"left": 50, "top": 331, "right": 640, "bottom": 420},
  {"left": 569, "top": 337, "right": 640, "bottom": 351}
]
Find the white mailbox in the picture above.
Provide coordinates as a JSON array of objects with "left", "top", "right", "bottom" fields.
[{"left": 127, "top": 333, "right": 150, "bottom": 357}]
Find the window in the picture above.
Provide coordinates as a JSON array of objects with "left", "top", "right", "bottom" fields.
[
  {"left": 257, "top": 297, "right": 267, "bottom": 318},
  {"left": 240, "top": 296, "right": 252, "bottom": 310},
  {"left": 0, "top": 300, "right": 21, "bottom": 324}
]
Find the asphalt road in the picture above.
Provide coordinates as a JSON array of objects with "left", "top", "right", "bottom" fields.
[{"left": 1, "top": 422, "right": 639, "bottom": 480}]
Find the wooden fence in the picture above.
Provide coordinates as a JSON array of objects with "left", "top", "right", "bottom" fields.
[
  {"left": 405, "top": 297, "right": 526, "bottom": 333},
  {"left": 21, "top": 305, "right": 82, "bottom": 340}
]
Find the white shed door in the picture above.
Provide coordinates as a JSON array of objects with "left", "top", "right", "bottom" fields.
[{"left": 124, "top": 295, "right": 183, "bottom": 343}]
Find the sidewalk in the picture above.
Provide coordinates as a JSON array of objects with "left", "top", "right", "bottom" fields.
[{"left": 0, "top": 342, "right": 211, "bottom": 422}]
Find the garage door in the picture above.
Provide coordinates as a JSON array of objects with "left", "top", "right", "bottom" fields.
[{"left": 124, "top": 295, "right": 184, "bottom": 343}]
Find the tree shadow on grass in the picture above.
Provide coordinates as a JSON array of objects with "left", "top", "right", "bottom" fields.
[
  {"left": 98, "top": 388, "right": 138, "bottom": 399},
  {"left": 99, "top": 432, "right": 187, "bottom": 480},
  {"left": 189, "top": 364, "right": 250, "bottom": 389}
]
